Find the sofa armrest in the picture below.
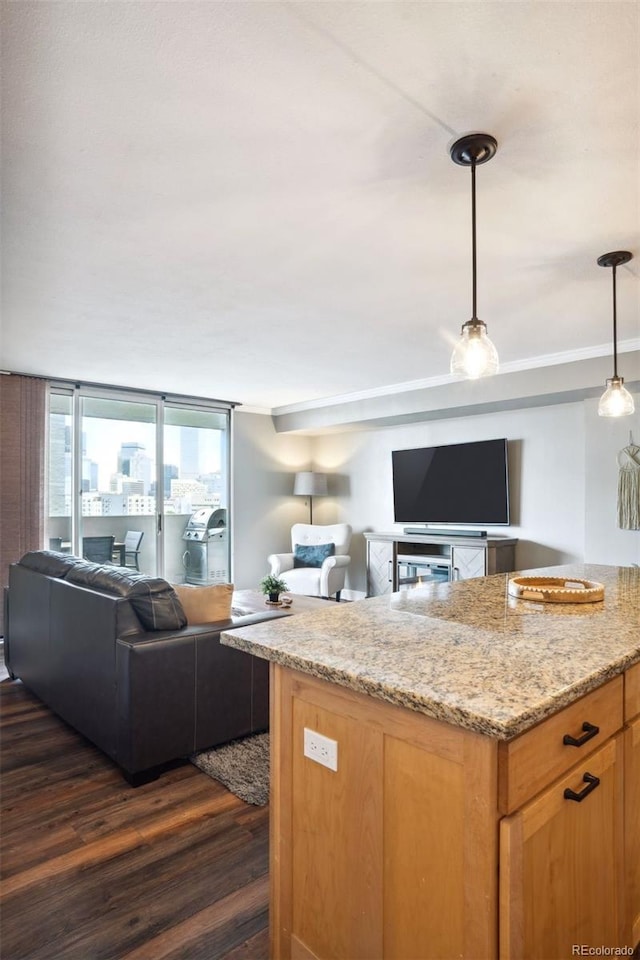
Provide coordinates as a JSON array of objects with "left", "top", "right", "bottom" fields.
[
  {"left": 320, "top": 554, "right": 351, "bottom": 597},
  {"left": 268, "top": 553, "right": 295, "bottom": 576},
  {"left": 116, "top": 608, "right": 289, "bottom": 646},
  {"left": 116, "top": 610, "right": 291, "bottom": 774},
  {"left": 116, "top": 631, "right": 198, "bottom": 774},
  {"left": 2, "top": 587, "right": 11, "bottom": 675},
  {"left": 321, "top": 554, "right": 351, "bottom": 571}
]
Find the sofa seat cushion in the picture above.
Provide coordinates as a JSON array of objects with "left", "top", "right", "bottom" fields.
[
  {"left": 64, "top": 562, "right": 144, "bottom": 595},
  {"left": 18, "top": 550, "right": 81, "bottom": 578},
  {"left": 18, "top": 552, "right": 187, "bottom": 632},
  {"left": 172, "top": 583, "right": 234, "bottom": 624},
  {"left": 65, "top": 567, "right": 186, "bottom": 631},
  {"left": 280, "top": 567, "right": 324, "bottom": 595}
]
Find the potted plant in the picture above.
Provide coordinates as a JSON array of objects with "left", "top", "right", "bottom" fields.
[{"left": 260, "top": 574, "right": 288, "bottom": 604}]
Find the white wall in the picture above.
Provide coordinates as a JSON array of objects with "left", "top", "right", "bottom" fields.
[
  {"left": 311, "top": 403, "right": 589, "bottom": 595},
  {"left": 234, "top": 399, "right": 640, "bottom": 598},
  {"left": 232, "top": 411, "right": 312, "bottom": 590},
  {"left": 584, "top": 397, "right": 640, "bottom": 565}
]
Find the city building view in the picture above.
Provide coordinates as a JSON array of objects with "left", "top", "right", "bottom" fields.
[
  {"left": 46, "top": 396, "right": 231, "bottom": 583},
  {"left": 49, "top": 413, "right": 225, "bottom": 518}
]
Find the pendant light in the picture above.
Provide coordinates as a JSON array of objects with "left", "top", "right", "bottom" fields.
[
  {"left": 597, "top": 250, "right": 635, "bottom": 418},
  {"left": 449, "top": 133, "right": 499, "bottom": 379}
]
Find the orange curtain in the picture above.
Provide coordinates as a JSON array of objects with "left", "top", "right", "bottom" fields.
[{"left": 0, "top": 374, "right": 47, "bottom": 633}]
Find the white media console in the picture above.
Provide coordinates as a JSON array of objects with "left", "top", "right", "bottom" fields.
[{"left": 363, "top": 530, "right": 518, "bottom": 597}]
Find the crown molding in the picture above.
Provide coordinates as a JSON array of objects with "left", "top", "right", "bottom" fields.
[
  {"left": 271, "top": 348, "right": 640, "bottom": 434},
  {"left": 271, "top": 339, "right": 640, "bottom": 418}
]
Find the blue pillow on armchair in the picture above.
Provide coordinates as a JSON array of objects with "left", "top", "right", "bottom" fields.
[{"left": 293, "top": 542, "right": 335, "bottom": 568}]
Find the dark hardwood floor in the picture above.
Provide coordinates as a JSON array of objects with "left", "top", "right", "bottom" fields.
[{"left": 0, "top": 677, "right": 270, "bottom": 960}]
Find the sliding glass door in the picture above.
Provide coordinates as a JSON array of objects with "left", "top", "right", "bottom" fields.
[
  {"left": 77, "top": 395, "right": 158, "bottom": 574},
  {"left": 163, "top": 404, "right": 230, "bottom": 585},
  {"left": 46, "top": 386, "right": 231, "bottom": 583},
  {"left": 47, "top": 392, "right": 73, "bottom": 552}
]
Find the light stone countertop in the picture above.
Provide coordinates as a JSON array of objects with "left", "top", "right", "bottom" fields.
[{"left": 221, "top": 564, "right": 640, "bottom": 740}]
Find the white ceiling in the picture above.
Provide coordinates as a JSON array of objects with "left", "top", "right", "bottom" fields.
[{"left": 1, "top": 1, "right": 639, "bottom": 412}]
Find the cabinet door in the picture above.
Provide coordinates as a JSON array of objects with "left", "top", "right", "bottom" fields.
[
  {"left": 626, "top": 717, "right": 640, "bottom": 945},
  {"left": 366, "top": 539, "right": 394, "bottom": 596},
  {"left": 271, "top": 666, "right": 499, "bottom": 960},
  {"left": 452, "top": 545, "right": 486, "bottom": 581},
  {"left": 500, "top": 736, "right": 625, "bottom": 959}
]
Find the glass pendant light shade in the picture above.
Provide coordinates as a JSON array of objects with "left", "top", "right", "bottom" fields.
[
  {"left": 597, "top": 251, "right": 634, "bottom": 418},
  {"left": 448, "top": 134, "right": 499, "bottom": 381},
  {"left": 598, "top": 377, "right": 635, "bottom": 418},
  {"left": 450, "top": 319, "right": 499, "bottom": 379}
]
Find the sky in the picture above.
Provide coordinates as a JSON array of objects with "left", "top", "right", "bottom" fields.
[{"left": 83, "top": 418, "right": 221, "bottom": 491}]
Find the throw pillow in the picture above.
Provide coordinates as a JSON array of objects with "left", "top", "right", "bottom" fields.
[
  {"left": 172, "top": 583, "right": 234, "bottom": 624},
  {"left": 127, "top": 580, "right": 188, "bottom": 631},
  {"left": 293, "top": 542, "right": 335, "bottom": 568},
  {"left": 60, "top": 562, "right": 188, "bottom": 632}
]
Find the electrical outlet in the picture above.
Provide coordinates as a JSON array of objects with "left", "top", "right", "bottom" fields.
[{"left": 303, "top": 727, "right": 338, "bottom": 772}]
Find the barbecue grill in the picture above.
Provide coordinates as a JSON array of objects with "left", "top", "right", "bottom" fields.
[{"left": 181, "top": 507, "right": 228, "bottom": 584}]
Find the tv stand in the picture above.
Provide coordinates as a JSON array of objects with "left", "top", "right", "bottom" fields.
[{"left": 364, "top": 530, "right": 517, "bottom": 597}]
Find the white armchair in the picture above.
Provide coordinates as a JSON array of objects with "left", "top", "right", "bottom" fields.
[{"left": 268, "top": 523, "right": 352, "bottom": 601}]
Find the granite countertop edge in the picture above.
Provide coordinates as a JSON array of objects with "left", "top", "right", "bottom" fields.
[
  {"left": 221, "top": 564, "right": 640, "bottom": 740},
  {"left": 220, "top": 629, "right": 640, "bottom": 740}
]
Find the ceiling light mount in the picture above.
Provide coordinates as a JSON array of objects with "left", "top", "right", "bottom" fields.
[
  {"left": 449, "top": 133, "right": 498, "bottom": 167},
  {"left": 597, "top": 250, "right": 634, "bottom": 418},
  {"left": 449, "top": 133, "right": 499, "bottom": 380},
  {"left": 597, "top": 251, "right": 632, "bottom": 270}
]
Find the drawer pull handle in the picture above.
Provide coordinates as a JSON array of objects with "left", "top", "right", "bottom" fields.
[
  {"left": 564, "top": 772, "right": 600, "bottom": 803},
  {"left": 562, "top": 721, "right": 599, "bottom": 747}
]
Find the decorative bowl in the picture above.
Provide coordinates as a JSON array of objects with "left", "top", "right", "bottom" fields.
[{"left": 507, "top": 576, "right": 605, "bottom": 604}]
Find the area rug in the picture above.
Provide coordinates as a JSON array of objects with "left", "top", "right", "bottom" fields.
[{"left": 190, "top": 733, "right": 269, "bottom": 806}]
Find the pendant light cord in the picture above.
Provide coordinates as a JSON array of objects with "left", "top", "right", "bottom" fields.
[
  {"left": 471, "top": 161, "right": 478, "bottom": 322},
  {"left": 612, "top": 264, "right": 618, "bottom": 378}
]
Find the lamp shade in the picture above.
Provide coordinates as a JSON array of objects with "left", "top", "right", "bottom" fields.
[
  {"left": 294, "top": 471, "right": 328, "bottom": 497},
  {"left": 598, "top": 377, "right": 635, "bottom": 418},
  {"left": 450, "top": 320, "right": 499, "bottom": 379}
]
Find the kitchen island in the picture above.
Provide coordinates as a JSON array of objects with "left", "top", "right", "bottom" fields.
[{"left": 221, "top": 564, "right": 640, "bottom": 959}]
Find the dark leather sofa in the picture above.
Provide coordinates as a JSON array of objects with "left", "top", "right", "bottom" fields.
[{"left": 5, "top": 550, "right": 288, "bottom": 784}]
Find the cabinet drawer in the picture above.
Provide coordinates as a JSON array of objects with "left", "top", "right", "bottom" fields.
[
  {"left": 625, "top": 662, "right": 640, "bottom": 721},
  {"left": 500, "top": 735, "right": 624, "bottom": 959},
  {"left": 499, "top": 676, "right": 623, "bottom": 813}
]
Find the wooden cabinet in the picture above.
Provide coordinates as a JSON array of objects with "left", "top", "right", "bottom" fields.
[
  {"left": 500, "top": 735, "right": 625, "bottom": 958},
  {"left": 270, "top": 666, "right": 633, "bottom": 960},
  {"left": 626, "top": 718, "right": 640, "bottom": 946},
  {"left": 451, "top": 544, "right": 486, "bottom": 580},
  {"left": 626, "top": 660, "right": 640, "bottom": 719},
  {"left": 365, "top": 537, "right": 394, "bottom": 597},
  {"left": 498, "top": 676, "right": 623, "bottom": 813},
  {"left": 625, "top": 662, "right": 640, "bottom": 945},
  {"left": 364, "top": 532, "right": 517, "bottom": 596},
  {"left": 270, "top": 666, "right": 499, "bottom": 960}
]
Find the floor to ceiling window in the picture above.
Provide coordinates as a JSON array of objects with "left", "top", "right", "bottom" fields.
[
  {"left": 163, "top": 404, "right": 230, "bottom": 584},
  {"left": 46, "top": 385, "right": 232, "bottom": 583}
]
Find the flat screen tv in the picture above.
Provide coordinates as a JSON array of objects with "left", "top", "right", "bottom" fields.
[{"left": 392, "top": 438, "right": 510, "bottom": 526}]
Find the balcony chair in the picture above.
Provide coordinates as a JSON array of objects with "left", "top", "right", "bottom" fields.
[
  {"left": 118, "top": 530, "right": 144, "bottom": 570},
  {"left": 82, "top": 536, "right": 115, "bottom": 564},
  {"left": 268, "top": 523, "right": 352, "bottom": 601}
]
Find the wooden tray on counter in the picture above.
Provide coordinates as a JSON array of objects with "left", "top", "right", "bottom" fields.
[{"left": 508, "top": 576, "right": 605, "bottom": 604}]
